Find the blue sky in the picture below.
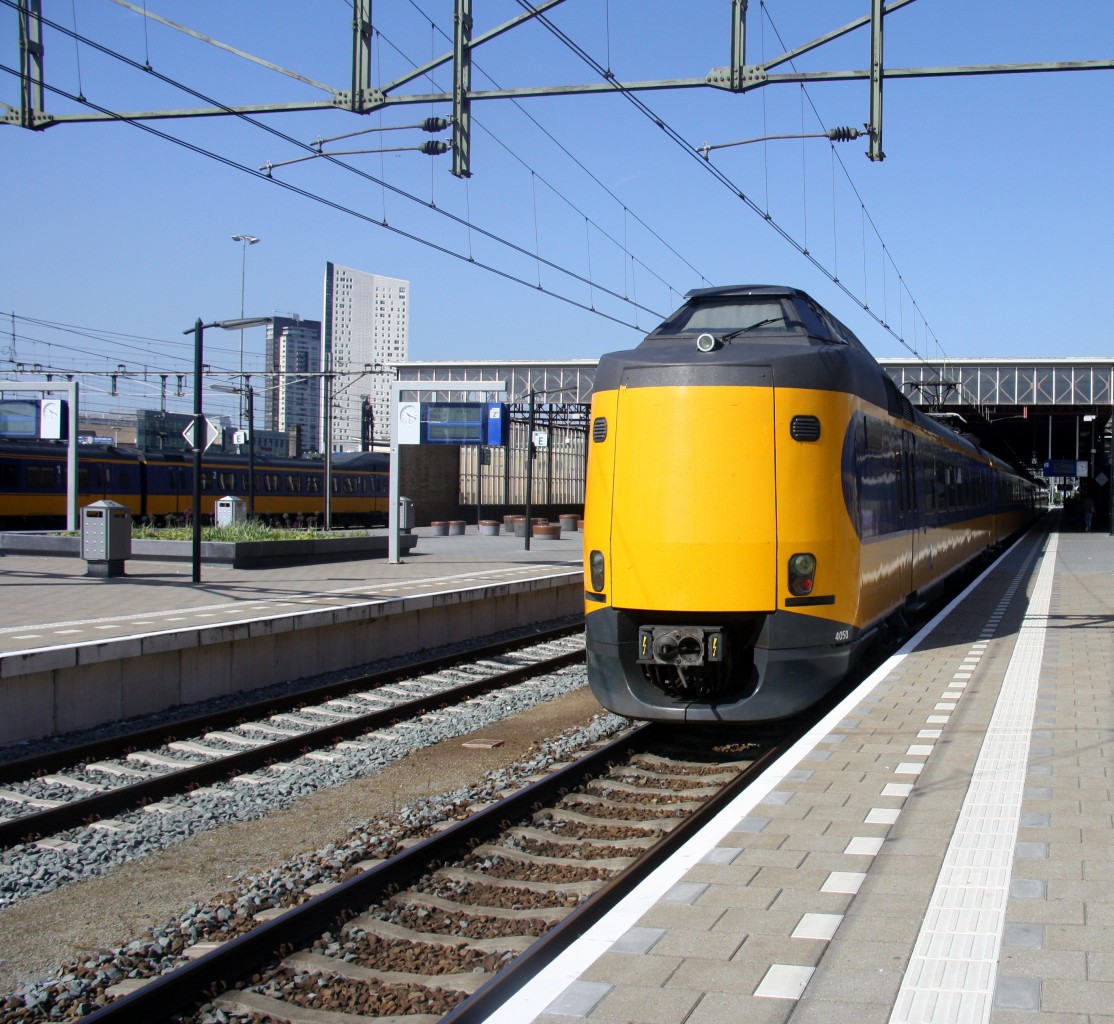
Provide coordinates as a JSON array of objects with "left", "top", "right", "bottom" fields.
[{"left": 2, "top": 1, "right": 1112, "bottom": 421}]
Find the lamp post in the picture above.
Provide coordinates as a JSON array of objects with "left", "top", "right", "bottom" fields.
[
  {"left": 183, "top": 316, "right": 271, "bottom": 584},
  {"left": 231, "top": 234, "right": 260, "bottom": 427}
]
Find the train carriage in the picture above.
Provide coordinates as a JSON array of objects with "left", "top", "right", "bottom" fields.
[
  {"left": 0, "top": 440, "right": 143, "bottom": 527},
  {"left": 0, "top": 442, "right": 389, "bottom": 530},
  {"left": 583, "top": 285, "right": 1043, "bottom": 724}
]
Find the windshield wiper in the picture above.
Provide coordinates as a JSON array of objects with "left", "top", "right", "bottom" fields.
[{"left": 720, "top": 317, "right": 783, "bottom": 341}]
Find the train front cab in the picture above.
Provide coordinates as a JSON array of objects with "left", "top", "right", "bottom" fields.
[{"left": 584, "top": 375, "right": 870, "bottom": 724}]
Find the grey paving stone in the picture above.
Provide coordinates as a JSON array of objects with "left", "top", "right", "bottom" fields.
[
  {"left": 1015, "top": 840, "right": 1050, "bottom": 859},
  {"left": 684, "top": 992, "right": 794, "bottom": 1024},
  {"left": 663, "top": 880, "right": 709, "bottom": 905},
  {"left": 1009, "top": 876, "right": 1047, "bottom": 899},
  {"left": 730, "top": 815, "right": 770, "bottom": 833},
  {"left": 1002, "top": 922, "right": 1045, "bottom": 948},
  {"left": 699, "top": 846, "right": 741, "bottom": 866},
  {"left": 592, "top": 984, "right": 703, "bottom": 1024},
  {"left": 759, "top": 790, "right": 795, "bottom": 806},
  {"left": 543, "top": 979, "right": 613, "bottom": 1017},
  {"left": 609, "top": 926, "right": 665, "bottom": 954}
]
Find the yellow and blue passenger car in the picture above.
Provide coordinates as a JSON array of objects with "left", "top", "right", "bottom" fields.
[{"left": 583, "top": 285, "right": 1043, "bottom": 723}]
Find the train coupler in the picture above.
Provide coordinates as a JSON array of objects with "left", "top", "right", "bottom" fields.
[{"left": 637, "top": 625, "right": 725, "bottom": 667}]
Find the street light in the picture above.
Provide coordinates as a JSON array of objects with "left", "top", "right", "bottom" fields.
[
  {"left": 212, "top": 378, "right": 257, "bottom": 519},
  {"left": 231, "top": 234, "right": 260, "bottom": 427},
  {"left": 183, "top": 316, "right": 271, "bottom": 584}
]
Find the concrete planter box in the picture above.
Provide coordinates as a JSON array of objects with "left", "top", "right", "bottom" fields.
[{"left": 0, "top": 532, "right": 417, "bottom": 569}]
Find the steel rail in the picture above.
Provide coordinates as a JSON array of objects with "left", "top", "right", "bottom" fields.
[
  {"left": 0, "top": 643, "right": 584, "bottom": 849},
  {"left": 78, "top": 719, "right": 803, "bottom": 1024},
  {"left": 78, "top": 721, "right": 656, "bottom": 1023},
  {"left": 0, "top": 622, "right": 582, "bottom": 785}
]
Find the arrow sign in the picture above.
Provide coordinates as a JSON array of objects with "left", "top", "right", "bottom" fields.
[{"left": 182, "top": 416, "right": 222, "bottom": 452}]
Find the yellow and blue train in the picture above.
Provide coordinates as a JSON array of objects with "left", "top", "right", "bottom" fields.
[
  {"left": 0, "top": 441, "right": 389, "bottom": 529},
  {"left": 583, "top": 285, "right": 1044, "bottom": 723}
]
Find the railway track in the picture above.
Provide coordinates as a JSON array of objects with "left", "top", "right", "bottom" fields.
[
  {"left": 0, "top": 625, "right": 585, "bottom": 851},
  {"left": 75, "top": 719, "right": 798, "bottom": 1024}
]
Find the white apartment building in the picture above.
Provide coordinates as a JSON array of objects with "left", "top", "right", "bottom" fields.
[
  {"left": 265, "top": 315, "right": 322, "bottom": 453},
  {"left": 322, "top": 263, "right": 409, "bottom": 451}
]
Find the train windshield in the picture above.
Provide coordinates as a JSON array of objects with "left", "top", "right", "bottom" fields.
[{"left": 647, "top": 296, "right": 834, "bottom": 342}]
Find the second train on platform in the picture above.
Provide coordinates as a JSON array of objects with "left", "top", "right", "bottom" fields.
[{"left": 583, "top": 285, "right": 1044, "bottom": 724}]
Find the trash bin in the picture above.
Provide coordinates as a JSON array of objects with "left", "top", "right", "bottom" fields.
[
  {"left": 398, "top": 496, "right": 415, "bottom": 533},
  {"left": 215, "top": 495, "right": 246, "bottom": 527},
  {"left": 81, "top": 500, "right": 131, "bottom": 578}
]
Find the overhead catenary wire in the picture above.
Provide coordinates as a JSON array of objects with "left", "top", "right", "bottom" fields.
[
  {"left": 757, "top": 1, "right": 945, "bottom": 363},
  {"left": 515, "top": 0, "right": 944, "bottom": 363},
  {"left": 1, "top": 1, "right": 674, "bottom": 334},
  {"left": 371, "top": 19, "right": 694, "bottom": 302}
]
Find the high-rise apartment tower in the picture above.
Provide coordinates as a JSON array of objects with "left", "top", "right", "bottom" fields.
[{"left": 322, "top": 263, "right": 409, "bottom": 451}]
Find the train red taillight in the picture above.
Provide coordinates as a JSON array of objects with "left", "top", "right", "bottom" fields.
[{"left": 788, "top": 552, "right": 817, "bottom": 596}]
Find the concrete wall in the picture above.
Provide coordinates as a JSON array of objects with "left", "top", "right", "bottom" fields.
[{"left": 0, "top": 571, "right": 583, "bottom": 745}]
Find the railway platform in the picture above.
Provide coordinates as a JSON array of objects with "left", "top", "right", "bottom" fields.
[
  {"left": 486, "top": 519, "right": 1114, "bottom": 1024},
  {"left": 0, "top": 525, "right": 583, "bottom": 748}
]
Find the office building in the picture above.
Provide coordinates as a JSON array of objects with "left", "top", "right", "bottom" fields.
[
  {"left": 322, "top": 263, "right": 409, "bottom": 451},
  {"left": 265, "top": 315, "right": 322, "bottom": 453}
]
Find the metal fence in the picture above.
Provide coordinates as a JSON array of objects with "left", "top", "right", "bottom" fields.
[{"left": 458, "top": 418, "right": 586, "bottom": 508}]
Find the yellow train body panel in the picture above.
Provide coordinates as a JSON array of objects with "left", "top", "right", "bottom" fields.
[
  {"left": 587, "top": 383, "right": 870, "bottom": 625},
  {"left": 606, "top": 383, "right": 777, "bottom": 612}
]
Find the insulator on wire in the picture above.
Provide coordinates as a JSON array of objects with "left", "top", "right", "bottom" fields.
[
  {"left": 826, "top": 126, "right": 862, "bottom": 142},
  {"left": 419, "top": 140, "right": 450, "bottom": 156},
  {"left": 420, "top": 117, "right": 450, "bottom": 133}
]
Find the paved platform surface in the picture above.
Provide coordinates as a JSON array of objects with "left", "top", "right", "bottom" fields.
[
  {"left": 0, "top": 526, "right": 583, "bottom": 656},
  {"left": 485, "top": 521, "right": 1114, "bottom": 1024}
]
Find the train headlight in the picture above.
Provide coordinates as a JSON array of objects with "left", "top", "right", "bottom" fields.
[
  {"left": 695, "top": 333, "right": 720, "bottom": 353},
  {"left": 788, "top": 552, "right": 817, "bottom": 596},
  {"left": 589, "top": 550, "right": 606, "bottom": 592}
]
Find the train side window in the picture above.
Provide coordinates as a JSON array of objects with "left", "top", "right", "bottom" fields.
[
  {"left": 307, "top": 476, "right": 320, "bottom": 493},
  {"left": 796, "top": 300, "right": 838, "bottom": 341},
  {"left": 360, "top": 477, "right": 368, "bottom": 495},
  {"left": 286, "top": 474, "right": 302, "bottom": 492},
  {"left": 864, "top": 417, "right": 884, "bottom": 454},
  {"left": 0, "top": 464, "right": 17, "bottom": 488},
  {"left": 265, "top": 474, "right": 279, "bottom": 493},
  {"left": 27, "top": 465, "right": 55, "bottom": 488},
  {"left": 331, "top": 476, "right": 340, "bottom": 495}
]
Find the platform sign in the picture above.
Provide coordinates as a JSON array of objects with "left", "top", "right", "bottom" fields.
[
  {"left": 1043, "top": 459, "right": 1087, "bottom": 478},
  {"left": 400, "top": 402, "right": 509, "bottom": 445},
  {"left": 182, "top": 416, "right": 222, "bottom": 452}
]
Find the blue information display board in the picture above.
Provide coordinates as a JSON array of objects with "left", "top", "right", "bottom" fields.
[{"left": 420, "top": 402, "right": 507, "bottom": 445}]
